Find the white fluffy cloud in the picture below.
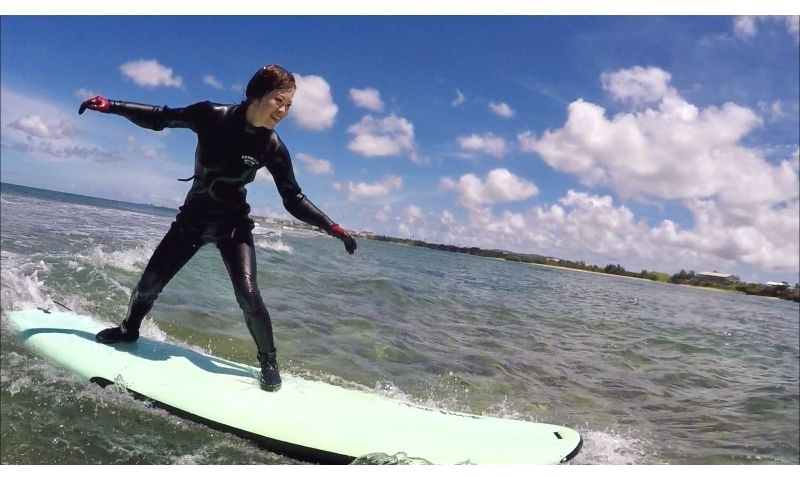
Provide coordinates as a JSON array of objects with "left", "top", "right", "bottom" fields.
[
  {"left": 441, "top": 210, "right": 456, "bottom": 226},
  {"left": 411, "top": 188, "right": 798, "bottom": 276},
  {"left": 255, "top": 167, "right": 274, "bottom": 184},
  {"left": 520, "top": 66, "right": 797, "bottom": 209},
  {"left": 513, "top": 65, "right": 799, "bottom": 274},
  {"left": 600, "top": 66, "right": 672, "bottom": 105},
  {"left": 345, "top": 175, "right": 403, "bottom": 201},
  {"left": 119, "top": 59, "right": 183, "bottom": 88},
  {"left": 347, "top": 114, "right": 418, "bottom": 161},
  {"left": 488, "top": 101, "right": 515, "bottom": 118},
  {"left": 3, "top": 141, "right": 124, "bottom": 163},
  {"left": 349, "top": 87, "right": 384, "bottom": 112},
  {"left": 441, "top": 168, "right": 539, "bottom": 207},
  {"left": 401, "top": 204, "right": 424, "bottom": 223},
  {"left": 457, "top": 190, "right": 659, "bottom": 265},
  {"left": 371, "top": 66, "right": 797, "bottom": 276},
  {"left": 291, "top": 73, "right": 338, "bottom": 131},
  {"left": 659, "top": 198, "right": 800, "bottom": 271},
  {"left": 452, "top": 89, "right": 466, "bottom": 107},
  {"left": 458, "top": 133, "right": 508, "bottom": 158},
  {"left": 1, "top": 87, "right": 126, "bottom": 163},
  {"left": 734, "top": 16, "right": 800, "bottom": 41},
  {"left": 203, "top": 75, "right": 224, "bottom": 90},
  {"left": 734, "top": 16, "right": 758, "bottom": 38},
  {"left": 75, "top": 88, "right": 101, "bottom": 100},
  {"left": 374, "top": 204, "right": 392, "bottom": 222},
  {"left": 758, "top": 100, "right": 786, "bottom": 122},
  {"left": 0, "top": 86, "right": 201, "bottom": 208},
  {"left": 296, "top": 152, "right": 333, "bottom": 175},
  {"left": 125, "top": 136, "right": 172, "bottom": 162},
  {"left": 8, "top": 115, "right": 77, "bottom": 139}
]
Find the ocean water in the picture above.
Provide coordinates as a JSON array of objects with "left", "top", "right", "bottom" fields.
[{"left": 1, "top": 182, "right": 798, "bottom": 465}]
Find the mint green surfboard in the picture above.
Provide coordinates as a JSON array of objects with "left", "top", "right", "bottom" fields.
[{"left": 6, "top": 309, "right": 582, "bottom": 464}]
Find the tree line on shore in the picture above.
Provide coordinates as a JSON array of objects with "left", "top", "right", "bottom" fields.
[
  {"left": 364, "top": 234, "right": 800, "bottom": 303},
  {"left": 668, "top": 269, "right": 799, "bottom": 301}
]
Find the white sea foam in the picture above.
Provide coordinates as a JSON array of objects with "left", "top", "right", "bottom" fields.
[
  {"left": 255, "top": 238, "right": 293, "bottom": 254},
  {"left": 171, "top": 454, "right": 205, "bottom": 465},
  {"left": 82, "top": 244, "right": 157, "bottom": 273},
  {"left": 485, "top": 395, "right": 526, "bottom": 421},
  {"left": 139, "top": 317, "right": 168, "bottom": 342},
  {"left": 0, "top": 346, "right": 87, "bottom": 391},
  {"left": 570, "top": 428, "right": 649, "bottom": 464},
  {"left": 1, "top": 251, "right": 55, "bottom": 312},
  {"left": 252, "top": 225, "right": 282, "bottom": 237},
  {"left": 6, "top": 375, "right": 31, "bottom": 396},
  {"left": 368, "top": 379, "right": 474, "bottom": 416},
  {"left": 372, "top": 379, "right": 414, "bottom": 402},
  {"left": 0, "top": 254, "right": 93, "bottom": 326},
  {"left": 66, "top": 260, "right": 86, "bottom": 272}
]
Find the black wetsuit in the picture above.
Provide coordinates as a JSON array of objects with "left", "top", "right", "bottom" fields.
[{"left": 109, "top": 100, "right": 335, "bottom": 357}]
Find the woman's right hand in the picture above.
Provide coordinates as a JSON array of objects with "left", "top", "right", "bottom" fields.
[
  {"left": 78, "top": 96, "right": 111, "bottom": 115},
  {"left": 327, "top": 224, "right": 357, "bottom": 255}
]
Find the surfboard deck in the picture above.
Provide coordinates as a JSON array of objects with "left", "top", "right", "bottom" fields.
[{"left": 6, "top": 309, "right": 582, "bottom": 464}]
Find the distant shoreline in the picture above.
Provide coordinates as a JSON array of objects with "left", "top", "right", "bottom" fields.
[
  {"left": 357, "top": 234, "right": 798, "bottom": 302},
  {"left": 519, "top": 259, "right": 653, "bottom": 282},
  {"left": 498, "top": 255, "right": 746, "bottom": 291}
]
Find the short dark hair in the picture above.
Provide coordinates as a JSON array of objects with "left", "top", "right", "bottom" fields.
[{"left": 245, "top": 64, "right": 296, "bottom": 101}]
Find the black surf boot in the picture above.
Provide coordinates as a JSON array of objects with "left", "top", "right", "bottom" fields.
[
  {"left": 258, "top": 351, "right": 282, "bottom": 392},
  {"left": 95, "top": 323, "right": 139, "bottom": 344}
]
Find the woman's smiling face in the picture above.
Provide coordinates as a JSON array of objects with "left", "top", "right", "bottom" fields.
[{"left": 249, "top": 88, "right": 295, "bottom": 129}]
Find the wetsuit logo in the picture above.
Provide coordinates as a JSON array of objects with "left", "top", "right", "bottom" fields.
[{"left": 241, "top": 155, "right": 258, "bottom": 167}]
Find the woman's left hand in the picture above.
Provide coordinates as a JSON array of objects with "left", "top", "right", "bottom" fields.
[
  {"left": 78, "top": 96, "right": 111, "bottom": 115},
  {"left": 327, "top": 224, "right": 357, "bottom": 255}
]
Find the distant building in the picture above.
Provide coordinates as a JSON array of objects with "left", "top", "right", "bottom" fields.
[
  {"left": 697, "top": 272, "right": 740, "bottom": 284},
  {"left": 764, "top": 281, "right": 790, "bottom": 289}
]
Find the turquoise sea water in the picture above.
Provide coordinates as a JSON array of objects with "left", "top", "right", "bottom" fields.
[{"left": 1, "top": 182, "right": 798, "bottom": 464}]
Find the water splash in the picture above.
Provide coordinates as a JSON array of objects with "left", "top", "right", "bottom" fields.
[
  {"left": 1, "top": 251, "right": 62, "bottom": 312},
  {"left": 351, "top": 452, "right": 433, "bottom": 465},
  {"left": 172, "top": 454, "right": 205, "bottom": 465},
  {"left": 81, "top": 243, "right": 156, "bottom": 273},
  {"left": 252, "top": 226, "right": 282, "bottom": 237},
  {"left": 139, "top": 318, "right": 168, "bottom": 342},
  {"left": 255, "top": 238, "right": 293, "bottom": 254},
  {"left": 570, "top": 429, "right": 650, "bottom": 464}
]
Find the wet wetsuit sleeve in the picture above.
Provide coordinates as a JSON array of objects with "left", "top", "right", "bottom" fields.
[
  {"left": 266, "top": 142, "right": 336, "bottom": 230},
  {"left": 107, "top": 100, "right": 206, "bottom": 132}
]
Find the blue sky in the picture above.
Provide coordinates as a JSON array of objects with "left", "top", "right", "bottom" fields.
[{"left": 1, "top": 14, "right": 798, "bottom": 282}]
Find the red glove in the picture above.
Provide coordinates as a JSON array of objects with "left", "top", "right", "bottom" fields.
[
  {"left": 78, "top": 96, "right": 111, "bottom": 115},
  {"left": 327, "top": 224, "right": 357, "bottom": 255}
]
